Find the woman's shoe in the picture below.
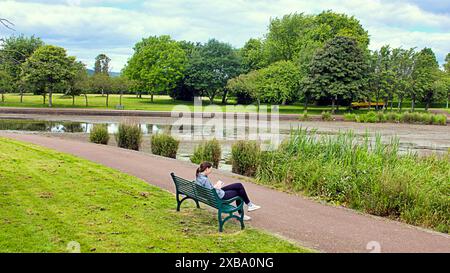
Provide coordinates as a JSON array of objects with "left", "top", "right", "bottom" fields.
[
  {"left": 247, "top": 203, "right": 261, "bottom": 212},
  {"left": 242, "top": 215, "right": 252, "bottom": 221}
]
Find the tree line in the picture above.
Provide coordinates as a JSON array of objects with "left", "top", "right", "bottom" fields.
[{"left": 1, "top": 11, "right": 449, "bottom": 111}]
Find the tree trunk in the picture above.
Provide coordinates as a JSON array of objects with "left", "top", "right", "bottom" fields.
[
  {"left": 399, "top": 97, "right": 403, "bottom": 111},
  {"left": 106, "top": 93, "right": 109, "bottom": 107},
  {"left": 84, "top": 93, "right": 88, "bottom": 107},
  {"left": 331, "top": 97, "right": 336, "bottom": 114},
  {"left": 20, "top": 91, "right": 23, "bottom": 103},
  {"left": 120, "top": 91, "right": 123, "bottom": 106},
  {"left": 411, "top": 96, "right": 415, "bottom": 112},
  {"left": 43, "top": 93, "right": 46, "bottom": 105},
  {"left": 151, "top": 93, "right": 154, "bottom": 103},
  {"left": 425, "top": 99, "right": 430, "bottom": 111},
  {"left": 72, "top": 95, "right": 75, "bottom": 106},
  {"left": 1, "top": 91, "right": 4, "bottom": 103},
  {"left": 221, "top": 89, "right": 228, "bottom": 104},
  {"left": 48, "top": 90, "right": 52, "bottom": 107}
]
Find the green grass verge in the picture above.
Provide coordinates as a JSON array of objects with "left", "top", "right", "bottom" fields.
[
  {"left": 0, "top": 93, "right": 444, "bottom": 115},
  {"left": 0, "top": 138, "right": 311, "bottom": 253}
]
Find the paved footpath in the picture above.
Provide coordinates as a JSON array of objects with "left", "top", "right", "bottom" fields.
[{"left": 1, "top": 132, "right": 449, "bottom": 253}]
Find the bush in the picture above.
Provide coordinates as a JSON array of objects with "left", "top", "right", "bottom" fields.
[
  {"left": 151, "top": 133, "right": 179, "bottom": 158},
  {"left": 190, "top": 138, "right": 222, "bottom": 168},
  {"left": 432, "top": 114, "right": 447, "bottom": 125},
  {"left": 89, "top": 124, "right": 109, "bottom": 145},
  {"left": 321, "top": 111, "right": 333, "bottom": 121},
  {"left": 115, "top": 123, "right": 143, "bottom": 151},
  {"left": 231, "top": 140, "right": 261, "bottom": 177},
  {"left": 343, "top": 113, "right": 357, "bottom": 121}
]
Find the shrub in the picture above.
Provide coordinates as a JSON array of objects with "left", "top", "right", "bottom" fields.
[
  {"left": 190, "top": 138, "right": 222, "bottom": 168},
  {"left": 89, "top": 124, "right": 109, "bottom": 145},
  {"left": 321, "top": 111, "right": 333, "bottom": 121},
  {"left": 432, "top": 114, "right": 447, "bottom": 125},
  {"left": 343, "top": 113, "right": 357, "bottom": 121},
  {"left": 151, "top": 133, "right": 179, "bottom": 158},
  {"left": 115, "top": 123, "right": 143, "bottom": 151},
  {"left": 231, "top": 140, "right": 261, "bottom": 177},
  {"left": 364, "top": 111, "right": 378, "bottom": 123}
]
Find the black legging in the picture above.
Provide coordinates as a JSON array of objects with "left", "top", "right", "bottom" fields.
[{"left": 222, "top": 183, "right": 250, "bottom": 214}]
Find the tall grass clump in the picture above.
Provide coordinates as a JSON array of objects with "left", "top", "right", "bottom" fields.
[
  {"left": 89, "top": 124, "right": 109, "bottom": 145},
  {"left": 348, "top": 111, "right": 447, "bottom": 126},
  {"left": 115, "top": 122, "right": 143, "bottom": 151},
  {"left": 321, "top": 111, "right": 333, "bottom": 121},
  {"left": 254, "top": 128, "right": 449, "bottom": 233},
  {"left": 231, "top": 140, "right": 261, "bottom": 177},
  {"left": 190, "top": 138, "right": 222, "bottom": 168},
  {"left": 151, "top": 133, "right": 179, "bottom": 159}
]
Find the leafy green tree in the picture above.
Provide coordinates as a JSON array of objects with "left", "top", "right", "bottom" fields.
[
  {"left": 240, "top": 38, "right": 268, "bottom": 72},
  {"left": 392, "top": 48, "right": 416, "bottom": 110},
  {"left": 0, "top": 69, "right": 13, "bottom": 102},
  {"left": 306, "top": 36, "right": 368, "bottom": 113},
  {"left": 66, "top": 61, "right": 89, "bottom": 106},
  {"left": 443, "top": 53, "right": 450, "bottom": 108},
  {"left": 90, "top": 73, "right": 113, "bottom": 107},
  {"left": 185, "top": 39, "right": 242, "bottom": 104},
  {"left": 368, "top": 46, "right": 396, "bottom": 110},
  {"left": 411, "top": 48, "right": 440, "bottom": 111},
  {"left": 0, "top": 35, "right": 43, "bottom": 98},
  {"left": 227, "top": 70, "right": 260, "bottom": 104},
  {"left": 94, "top": 54, "right": 111, "bottom": 76},
  {"left": 21, "top": 45, "right": 76, "bottom": 107},
  {"left": 111, "top": 76, "right": 131, "bottom": 107},
  {"left": 170, "top": 40, "right": 200, "bottom": 101},
  {"left": 123, "top": 35, "right": 187, "bottom": 102},
  {"left": 257, "top": 60, "right": 301, "bottom": 105}
]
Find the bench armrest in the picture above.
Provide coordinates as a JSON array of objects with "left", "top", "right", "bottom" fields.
[{"left": 222, "top": 196, "right": 244, "bottom": 204}]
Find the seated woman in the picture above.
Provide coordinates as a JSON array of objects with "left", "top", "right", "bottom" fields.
[{"left": 195, "top": 161, "right": 261, "bottom": 221}]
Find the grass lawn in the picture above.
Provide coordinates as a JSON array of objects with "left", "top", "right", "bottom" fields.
[
  {"left": 0, "top": 138, "right": 311, "bottom": 253},
  {"left": 1, "top": 93, "right": 444, "bottom": 115}
]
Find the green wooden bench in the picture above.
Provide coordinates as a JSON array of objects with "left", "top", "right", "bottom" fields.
[{"left": 170, "top": 172, "right": 245, "bottom": 232}]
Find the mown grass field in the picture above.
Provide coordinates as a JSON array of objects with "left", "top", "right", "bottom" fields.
[
  {"left": 1, "top": 93, "right": 444, "bottom": 115},
  {"left": 0, "top": 138, "right": 311, "bottom": 253}
]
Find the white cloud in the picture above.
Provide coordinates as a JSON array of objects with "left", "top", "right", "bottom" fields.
[{"left": 1, "top": 0, "right": 449, "bottom": 71}]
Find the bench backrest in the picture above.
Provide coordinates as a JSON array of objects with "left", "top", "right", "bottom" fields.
[{"left": 170, "top": 172, "right": 220, "bottom": 209}]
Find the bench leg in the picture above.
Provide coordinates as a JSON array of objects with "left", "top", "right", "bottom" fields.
[
  {"left": 195, "top": 200, "right": 200, "bottom": 209},
  {"left": 218, "top": 212, "right": 223, "bottom": 232},
  {"left": 176, "top": 193, "right": 181, "bottom": 211}
]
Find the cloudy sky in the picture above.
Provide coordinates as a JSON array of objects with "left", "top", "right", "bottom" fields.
[{"left": 1, "top": 0, "right": 449, "bottom": 72}]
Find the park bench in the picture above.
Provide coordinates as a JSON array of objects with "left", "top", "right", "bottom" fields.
[{"left": 170, "top": 172, "right": 245, "bottom": 232}]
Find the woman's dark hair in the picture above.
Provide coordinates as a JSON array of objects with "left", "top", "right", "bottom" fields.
[{"left": 196, "top": 161, "right": 212, "bottom": 177}]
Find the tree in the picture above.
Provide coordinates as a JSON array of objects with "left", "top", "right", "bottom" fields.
[
  {"left": 94, "top": 54, "right": 111, "bottom": 76},
  {"left": 0, "top": 69, "right": 13, "bottom": 102},
  {"left": 170, "top": 40, "right": 201, "bottom": 101},
  {"left": 240, "top": 38, "right": 267, "bottom": 72},
  {"left": 0, "top": 35, "right": 43, "bottom": 96},
  {"left": 443, "top": 53, "right": 450, "bottom": 108},
  {"left": 306, "top": 36, "right": 368, "bottom": 113},
  {"left": 185, "top": 39, "right": 242, "bottom": 103},
  {"left": 227, "top": 70, "right": 260, "bottom": 104},
  {"left": 257, "top": 60, "right": 301, "bottom": 105},
  {"left": 264, "top": 11, "right": 370, "bottom": 108},
  {"left": 66, "top": 61, "right": 89, "bottom": 106},
  {"left": 111, "top": 76, "right": 131, "bottom": 107},
  {"left": 368, "top": 46, "right": 396, "bottom": 110},
  {"left": 411, "top": 48, "right": 440, "bottom": 111},
  {"left": 123, "top": 35, "right": 187, "bottom": 102},
  {"left": 21, "top": 45, "right": 76, "bottom": 107},
  {"left": 90, "top": 73, "right": 113, "bottom": 107},
  {"left": 392, "top": 48, "right": 415, "bottom": 111}
]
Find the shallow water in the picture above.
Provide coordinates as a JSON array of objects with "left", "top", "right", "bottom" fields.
[{"left": 0, "top": 117, "right": 448, "bottom": 172}]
